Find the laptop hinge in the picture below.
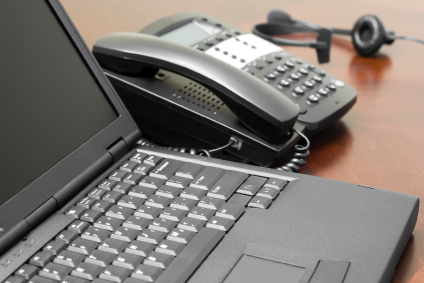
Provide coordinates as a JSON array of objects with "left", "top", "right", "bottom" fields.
[{"left": 107, "top": 138, "right": 129, "bottom": 164}]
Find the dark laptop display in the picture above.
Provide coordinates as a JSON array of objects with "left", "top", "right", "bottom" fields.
[
  {"left": 0, "top": 1, "right": 117, "bottom": 207},
  {"left": 0, "top": 1, "right": 419, "bottom": 283}
]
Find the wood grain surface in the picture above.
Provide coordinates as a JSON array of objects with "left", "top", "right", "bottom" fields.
[{"left": 60, "top": 0, "right": 424, "bottom": 282}]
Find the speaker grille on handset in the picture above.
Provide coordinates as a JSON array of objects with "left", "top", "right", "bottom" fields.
[{"left": 176, "top": 82, "right": 225, "bottom": 113}]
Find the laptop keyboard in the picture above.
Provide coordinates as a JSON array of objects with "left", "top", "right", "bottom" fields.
[{"left": 7, "top": 151, "right": 288, "bottom": 283}]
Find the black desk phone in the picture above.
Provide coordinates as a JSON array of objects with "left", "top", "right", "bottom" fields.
[{"left": 93, "top": 12, "right": 357, "bottom": 167}]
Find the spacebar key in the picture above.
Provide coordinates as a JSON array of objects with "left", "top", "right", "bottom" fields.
[{"left": 155, "top": 227, "right": 225, "bottom": 283}]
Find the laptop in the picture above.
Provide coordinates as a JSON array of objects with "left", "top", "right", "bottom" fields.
[{"left": 0, "top": 1, "right": 419, "bottom": 283}]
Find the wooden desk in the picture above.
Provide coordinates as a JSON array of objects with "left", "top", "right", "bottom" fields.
[{"left": 61, "top": 1, "right": 424, "bottom": 282}]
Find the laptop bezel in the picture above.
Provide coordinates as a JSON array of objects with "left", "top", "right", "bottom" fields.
[{"left": 0, "top": 0, "right": 140, "bottom": 245}]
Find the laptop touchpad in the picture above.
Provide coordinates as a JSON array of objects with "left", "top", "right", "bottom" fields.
[{"left": 223, "top": 255, "right": 305, "bottom": 283}]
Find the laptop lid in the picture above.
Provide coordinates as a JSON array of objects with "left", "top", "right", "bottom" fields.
[{"left": 0, "top": 0, "right": 141, "bottom": 254}]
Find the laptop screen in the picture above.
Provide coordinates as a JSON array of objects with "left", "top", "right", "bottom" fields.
[{"left": 0, "top": 2, "right": 118, "bottom": 207}]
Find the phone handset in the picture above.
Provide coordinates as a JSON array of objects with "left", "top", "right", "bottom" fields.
[{"left": 93, "top": 32, "right": 299, "bottom": 142}]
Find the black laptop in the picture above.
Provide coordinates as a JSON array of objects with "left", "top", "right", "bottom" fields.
[{"left": 0, "top": 1, "right": 419, "bottom": 283}]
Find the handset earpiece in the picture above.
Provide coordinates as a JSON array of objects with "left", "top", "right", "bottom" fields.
[{"left": 351, "top": 15, "right": 395, "bottom": 57}]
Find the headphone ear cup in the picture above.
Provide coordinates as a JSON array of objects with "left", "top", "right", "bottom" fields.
[
  {"left": 352, "top": 15, "right": 387, "bottom": 57},
  {"left": 267, "top": 9, "right": 294, "bottom": 23}
]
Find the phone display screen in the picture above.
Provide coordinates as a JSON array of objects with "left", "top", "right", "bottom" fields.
[{"left": 160, "top": 20, "right": 222, "bottom": 46}]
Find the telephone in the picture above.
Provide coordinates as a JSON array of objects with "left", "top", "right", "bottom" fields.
[{"left": 93, "top": 12, "right": 357, "bottom": 167}]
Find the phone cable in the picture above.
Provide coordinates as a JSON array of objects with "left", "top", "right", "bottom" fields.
[
  {"left": 137, "top": 129, "right": 310, "bottom": 173},
  {"left": 275, "top": 128, "right": 310, "bottom": 173}
]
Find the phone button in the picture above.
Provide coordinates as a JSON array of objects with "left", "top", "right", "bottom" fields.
[
  {"left": 308, "top": 94, "right": 319, "bottom": 103},
  {"left": 299, "top": 106, "right": 308, "bottom": 114},
  {"left": 265, "top": 73, "right": 276, "bottom": 80},
  {"left": 279, "top": 79, "right": 290, "bottom": 87}
]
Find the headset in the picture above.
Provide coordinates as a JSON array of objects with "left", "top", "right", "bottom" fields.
[{"left": 253, "top": 10, "right": 424, "bottom": 63}]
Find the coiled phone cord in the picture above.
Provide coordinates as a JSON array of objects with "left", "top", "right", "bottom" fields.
[
  {"left": 275, "top": 128, "right": 310, "bottom": 173},
  {"left": 137, "top": 128, "right": 310, "bottom": 173}
]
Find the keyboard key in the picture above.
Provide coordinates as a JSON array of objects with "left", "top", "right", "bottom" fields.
[
  {"left": 111, "top": 226, "right": 139, "bottom": 242},
  {"left": 98, "top": 238, "right": 128, "bottom": 254},
  {"left": 156, "top": 240, "right": 185, "bottom": 256},
  {"left": 206, "top": 216, "right": 234, "bottom": 231},
  {"left": 87, "top": 188, "right": 107, "bottom": 200},
  {"left": 125, "top": 240, "right": 155, "bottom": 257},
  {"left": 139, "top": 176, "right": 166, "bottom": 189},
  {"left": 190, "top": 167, "right": 225, "bottom": 190},
  {"left": 144, "top": 195, "right": 172, "bottom": 209},
  {"left": 62, "top": 276, "right": 90, "bottom": 283},
  {"left": 15, "top": 264, "right": 39, "bottom": 280},
  {"left": 178, "top": 217, "right": 205, "bottom": 232},
  {"left": 170, "top": 197, "right": 197, "bottom": 211},
  {"left": 106, "top": 205, "right": 134, "bottom": 220},
  {"left": 85, "top": 250, "right": 115, "bottom": 267},
  {"left": 68, "top": 220, "right": 90, "bottom": 234},
  {"left": 248, "top": 195, "right": 272, "bottom": 208},
  {"left": 263, "top": 178, "right": 288, "bottom": 190},
  {"left": 175, "top": 163, "right": 204, "bottom": 179},
  {"left": 112, "top": 182, "right": 133, "bottom": 194},
  {"left": 94, "top": 216, "right": 123, "bottom": 231},
  {"left": 154, "top": 228, "right": 224, "bottom": 283},
  {"left": 130, "top": 152, "right": 147, "bottom": 163},
  {"left": 91, "top": 200, "right": 113, "bottom": 213},
  {"left": 188, "top": 206, "right": 215, "bottom": 221},
  {"left": 207, "top": 171, "right": 248, "bottom": 200},
  {"left": 71, "top": 262, "right": 103, "bottom": 281},
  {"left": 98, "top": 179, "right": 117, "bottom": 190},
  {"left": 123, "top": 215, "right": 150, "bottom": 230},
  {"left": 150, "top": 159, "right": 183, "bottom": 179},
  {"left": 39, "top": 262, "right": 71, "bottom": 281},
  {"left": 112, "top": 253, "right": 143, "bottom": 270},
  {"left": 134, "top": 205, "right": 162, "bottom": 219},
  {"left": 133, "top": 164, "right": 154, "bottom": 175},
  {"left": 216, "top": 203, "right": 244, "bottom": 220},
  {"left": 257, "top": 187, "right": 280, "bottom": 199},
  {"left": 100, "top": 265, "right": 132, "bottom": 282},
  {"left": 180, "top": 187, "right": 207, "bottom": 200},
  {"left": 123, "top": 173, "right": 143, "bottom": 185},
  {"left": 118, "top": 195, "right": 144, "bottom": 209},
  {"left": 144, "top": 252, "right": 173, "bottom": 269},
  {"left": 120, "top": 160, "right": 138, "bottom": 172},
  {"left": 76, "top": 197, "right": 96, "bottom": 209},
  {"left": 29, "top": 251, "right": 54, "bottom": 267},
  {"left": 227, "top": 193, "right": 252, "bottom": 207},
  {"left": 54, "top": 250, "right": 85, "bottom": 268},
  {"left": 165, "top": 175, "right": 191, "bottom": 188},
  {"left": 80, "top": 209, "right": 102, "bottom": 223},
  {"left": 68, "top": 238, "right": 98, "bottom": 255},
  {"left": 128, "top": 185, "right": 154, "bottom": 199},
  {"left": 148, "top": 217, "right": 177, "bottom": 233},
  {"left": 160, "top": 207, "right": 187, "bottom": 222},
  {"left": 237, "top": 176, "right": 267, "bottom": 195},
  {"left": 43, "top": 240, "right": 66, "bottom": 255},
  {"left": 109, "top": 170, "right": 128, "bottom": 182},
  {"left": 56, "top": 230, "right": 78, "bottom": 244},
  {"left": 143, "top": 155, "right": 163, "bottom": 166},
  {"left": 131, "top": 265, "right": 162, "bottom": 282},
  {"left": 137, "top": 229, "right": 166, "bottom": 244},
  {"left": 66, "top": 206, "right": 86, "bottom": 219},
  {"left": 167, "top": 228, "right": 195, "bottom": 244},
  {"left": 28, "top": 276, "right": 55, "bottom": 283},
  {"left": 103, "top": 191, "right": 123, "bottom": 203},
  {"left": 155, "top": 185, "right": 182, "bottom": 198},
  {"left": 123, "top": 278, "right": 146, "bottom": 283},
  {"left": 198, "top": 196, "right": 224, "bottom": 210},
  {"left": 5, "top": 276, "right": 25, "bottom": 283},
  {"left": 82, "top": 226, "right": 111, "bottom": 243}
]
